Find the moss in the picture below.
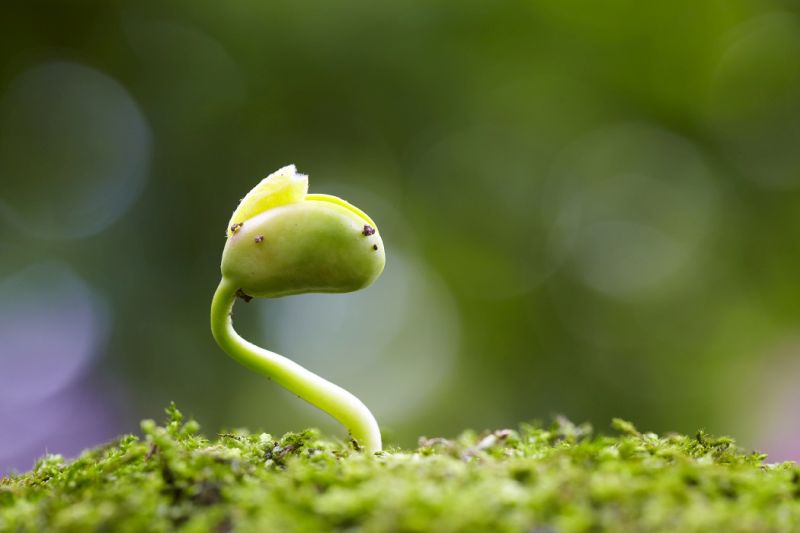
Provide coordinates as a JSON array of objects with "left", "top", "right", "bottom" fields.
[{"left": 1, "top": 406, "right": 799, "bottom": 532}]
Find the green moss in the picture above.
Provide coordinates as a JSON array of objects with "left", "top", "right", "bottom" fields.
[{"left": 1, "top": 406, "right": 799, "bottom": 532}]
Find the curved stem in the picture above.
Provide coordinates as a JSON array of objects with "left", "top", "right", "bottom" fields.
[{"left": 210, "top": 278, "right": 382, "bottom": 452}]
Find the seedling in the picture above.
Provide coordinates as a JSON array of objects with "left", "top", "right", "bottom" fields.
[{"left": 210, "top": 165, "right": 385, "bottom": 452}]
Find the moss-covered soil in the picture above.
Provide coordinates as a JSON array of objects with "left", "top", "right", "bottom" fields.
[{"left": 1, "top": 405, "right": 799, "bottom": 532}]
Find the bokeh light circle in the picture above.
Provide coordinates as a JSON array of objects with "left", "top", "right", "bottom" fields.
[
  {"left": 707, "top": 12, "right": 800, "bottom": 189},
  {"left": 260, "top": 249, "right": 460, "bottom": 422},
  {"left": 0, "top": 262, "right": 109, "bottom": 405},
  {"left": 0, "top": 62, "right": 152, "bottom": 239},
  {"left": 543, "top": 122, "right": 718, "bottom": 299}
]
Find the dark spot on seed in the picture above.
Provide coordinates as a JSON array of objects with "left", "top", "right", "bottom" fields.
[
  {"left": 235, "top": 289, "right": 253, "bottom": 303},
  {"left": 372, "top": 244, "right": 378, "bottom": 250},
  {"left": 254, "top": 235, "right": 264, "bottom": 243},
  {"left": 230, "top": 222, "right": 243, "bottom": 234},
  {"left": 362, "top": 225, "right": 375, "bottom": 236}
]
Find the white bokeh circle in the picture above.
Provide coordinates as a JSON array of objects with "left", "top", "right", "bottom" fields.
[
  {"left": 0, "top": 62, "right": 152, "bottom": 239},
  {"left": 260, "top": 249, "right": 460, "bottom": 422},
  {"left": 543, "top": 122, "right": 718, "bottom": 299}
]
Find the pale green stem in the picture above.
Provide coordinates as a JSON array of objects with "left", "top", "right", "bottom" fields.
[{"left": 210, "top": 278, "right": 382, "bottom": 453}]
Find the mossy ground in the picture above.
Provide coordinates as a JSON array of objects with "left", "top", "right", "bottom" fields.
[{"left": 1, "top": 406, "right": 799, "bottom": 532}]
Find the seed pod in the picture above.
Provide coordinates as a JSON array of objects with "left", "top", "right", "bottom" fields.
[{"left": 220, "top": 165, "right": 385, "bottom": 298}]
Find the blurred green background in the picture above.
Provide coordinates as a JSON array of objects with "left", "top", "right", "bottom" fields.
[{"left": 2, "top": 0, "right": 800, "bottom": 472}]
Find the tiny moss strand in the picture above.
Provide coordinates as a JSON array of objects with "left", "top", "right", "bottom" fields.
[{"left": 210, "top": 278, "right": 382, "bottom": 452}]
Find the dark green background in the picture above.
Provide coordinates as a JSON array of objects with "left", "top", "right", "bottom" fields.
[{"left": 1, "top": 0, "right": 799, "bottom": 463}]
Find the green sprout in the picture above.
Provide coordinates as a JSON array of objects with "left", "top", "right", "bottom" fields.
[{"left": 210, "top": 165, "right": 385, "bottom": 453}]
